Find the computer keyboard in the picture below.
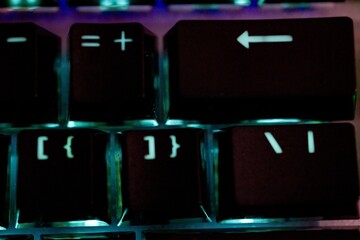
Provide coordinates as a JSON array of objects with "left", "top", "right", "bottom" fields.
[{"left": 0, "top": 0, "right": 360, "bottom": 239}]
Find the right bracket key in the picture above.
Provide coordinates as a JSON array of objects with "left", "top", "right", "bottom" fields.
[{"left": 164, "top": 17, "right": 356, "bottom": 123}]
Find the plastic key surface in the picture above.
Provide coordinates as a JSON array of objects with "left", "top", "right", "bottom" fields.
[
  {"left": 216, "top": 123, "right": 359, "bottom": 220},
  {"left": 164, "top": 18, "right": 356, "bottom": 123},
  {"left": 0, "top": 23, "right": 60, "bottom": 125},
  {"left": 17, "top": 129, "right": 108, "bottom": 225},
  {"left": 69, "top": 23, "right": 157, "bottom": 124},
  {"left": 145, "top": 229, "right": 360, "bottom": 240},
  {"left": 120, "top": 128, "right": 206, "bottom": 224}
]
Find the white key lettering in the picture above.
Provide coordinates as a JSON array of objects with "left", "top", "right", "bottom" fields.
[
  {"left": 169, "top": 135, "right": 180, "bottom": 158},
  {"left": 37, "top": 136, "right": 49, "bottom": 160},
  {"left": 264, "top": 132, "right": 283, "bottom": 154},
  {"left": 144, "top": 135, "right": 156, "bottom": 160},
  {"left": 307, "top": 130, "right": 315, "bottom": 154},
  {"left": 63, "top": 136, "right": 75, "bottom": 159}
]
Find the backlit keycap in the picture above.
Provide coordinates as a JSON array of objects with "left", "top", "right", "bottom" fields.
[
  {"left": 0, "top": 23, "right": 60, "bottom": 125},
  {"left": 120, "top": 128, "right": 207, "bottom": 224},
  {"left": 216, "top": 123, "right": 359, "bottom": 220},
  {"left": 17, "top": 129, "right": 109, "bottom": 224},
  {"left": 164, "top": 18, "right": 356, "bottom": 123},
  {"left": 69, "top": 23, "right": 157, "bottom": 124}
]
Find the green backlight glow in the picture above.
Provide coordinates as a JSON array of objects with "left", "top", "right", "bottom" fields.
[
  {"left": 100, "top": 0, "right": 130, "bottom": 7},
  {"left": 255, "top": 119, "right": 301, "bottom": 124},
  {"left": 233, "top": 0, "right": 251, "bottom": 6},
  {"left": 8, "top": 0, "right": 40, "bottom": 7},
  {"left": 283, "top": 3, "right": 310, "bottom": 9}
]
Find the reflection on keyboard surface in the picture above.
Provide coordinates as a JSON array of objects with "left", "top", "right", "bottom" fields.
[{"left": 0, "top": 0, "right": 360, "bottom": 240}]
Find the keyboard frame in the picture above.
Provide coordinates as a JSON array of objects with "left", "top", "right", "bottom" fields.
[{"left": 0, "top": 0, "right": 360, "bottom": 239}]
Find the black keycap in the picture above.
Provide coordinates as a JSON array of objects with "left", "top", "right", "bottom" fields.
[
  {"left": 0, "top": 23, "right": 60, "bottom": 125},
  {"left": 69, "top": 23, "right": 157, "bottom": 124},
  {"left": 17, "top": 129, "right": 109, "bottom": 224},
  {"left": 42, "top": 232, "right": 135, "bottom": 240},
  {"left": 120, "top": 128, "right": 206, "bottom": 224},
  {"left": 67, "top": 0, "right": 155, "bottom": 6},
  {"left": 164, "top": 18, "right": 356, "bottom": 123},
  {"left": 0, "top": 134, "right": 10, "bottom": 227},
  {"left": 216, "top": 123, "right": 359, "bottom": 220},
  {"left": 145, "top": 230, "right": 360, "bottom": 240},
  {"left": 0, "top": 0, "right": 58, "bottom": 7}
]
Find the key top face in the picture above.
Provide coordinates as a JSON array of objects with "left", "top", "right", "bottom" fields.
[
  {"left": 120, "top": 128, "right": 206, "bottom": 224},
  {"left": 67, "top": 0, "right": 156, "bottom": 6},
  {"left": 217, "top": 123, "right": 359, "bottom": 220},
  {"left": 0, "top": 134, "right": 10, "bottom": 227},
  {"left": 69, "top": 23, "right": 157, "bottom": 124},
  {"left": 17, "top": 129, "right": 108, "bottom": 224},
  {"left": 145, "top": 230, "right": 360, "bottom": 240},
  {"left": 0, "top": 23, "right": 60, "bottom": 125},
  {"left": 164, "top": 18, "right": 356, "bottom": 122}
]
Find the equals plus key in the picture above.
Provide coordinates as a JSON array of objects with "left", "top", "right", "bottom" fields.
[{"left": 69, "top": 23, "right": 158, "bottom": 124}]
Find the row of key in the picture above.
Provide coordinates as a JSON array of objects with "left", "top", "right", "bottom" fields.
[
  {"left": 0, "top": 17, "right": 356, "bottom": 125},
  {"left": 0, "top": 123, "right": 357, "bottom": 226}
]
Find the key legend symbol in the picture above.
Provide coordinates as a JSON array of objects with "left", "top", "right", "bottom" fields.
[
  {"left": 81, "top": 35, "right": 101, "bottom": 47},
  {"left": 114, "top": 31, "right": 133, "bottom": 51},
  {"left": 237, "top": 31, "right": 293, "bottom": 49},
  {"left": 6, "top": 37, "right": 27, "bottom": 43}
]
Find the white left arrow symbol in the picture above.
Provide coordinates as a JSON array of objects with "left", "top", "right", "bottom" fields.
[{"left": 237, "top": 31, "right": 293, "bottom": 49}]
